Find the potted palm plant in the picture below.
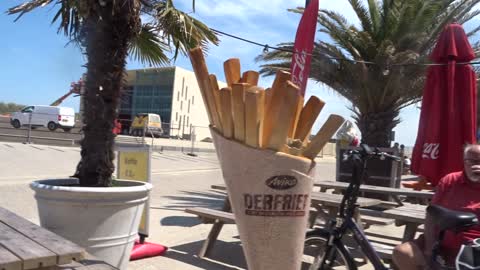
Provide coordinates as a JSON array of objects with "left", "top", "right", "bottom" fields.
[{"left": 8, "top": 1, "right": 218, "bottom": 269}]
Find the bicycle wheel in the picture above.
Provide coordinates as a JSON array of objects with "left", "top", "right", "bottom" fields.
[{"left": 302, "top": 231, "right": 356, "bottom": 270}]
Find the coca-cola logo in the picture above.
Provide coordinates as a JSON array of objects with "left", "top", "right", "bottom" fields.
[
  {"left": 266, "top": 175, "right": 298, "bottom": 190},
  {"left": 422, "top": 143, "right": 439, "bottom": 159},
  {"left": 292, "top": 49, "right": 307, "bottom": 86}
]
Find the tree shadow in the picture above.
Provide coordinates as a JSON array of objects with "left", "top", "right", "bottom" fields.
[
  {"left": 159, "top": 189, "right": 228, "bottom": 210},
  {"left": 166, "top": 239, "right": 247, "bottom": 270},
  {"left": 160, "top": 216, "right": 202, "bottom": 227}
]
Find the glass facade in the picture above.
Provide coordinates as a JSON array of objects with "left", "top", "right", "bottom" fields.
[{"left": 119, "top": 68, "right": 175, "bottom": 124}]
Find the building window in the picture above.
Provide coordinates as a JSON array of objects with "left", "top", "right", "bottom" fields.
[
  {"left": 187, "top": 116, "right": 189, "bottom": 127},
  {"left": 188, "top": 100, "right": 191, "bottom": 113},
  {"left": 176, "top": 112, "right": 178, "bottom": 121},
  {"left": 185, "top": 86, "right": 188, "bottom": 99},
  {"left": 177, "top": 91, "right": 180, "bottom": 101},
  {"left": 180, "top": 101, "right": 183, "bottom": 110},
  {"left": 181, "top": 78, "right": 185, "bottom": 97},
  {"left": 192, "top": 96, "right": 194, "bottom": 105}
]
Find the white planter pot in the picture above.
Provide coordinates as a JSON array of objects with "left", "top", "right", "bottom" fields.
[{"left": 30, "top": 178, "right": 152, "bottom": 270}]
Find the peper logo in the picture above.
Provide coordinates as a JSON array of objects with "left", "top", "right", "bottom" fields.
[
  {"left": 266, "top": 175, "right": 298, "bottom": 190},
  {"left": 422, "top": 143, "right": 439, "bottom": 160}
]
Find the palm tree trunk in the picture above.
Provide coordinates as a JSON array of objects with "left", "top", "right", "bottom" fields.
[
  {"left": 356, "top": 110, "right": 399, "bottom": 147},
  {"left": 74, "top": 1, "right": 141, "bottom": 187}
]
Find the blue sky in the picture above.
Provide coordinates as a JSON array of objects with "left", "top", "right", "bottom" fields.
[{"left": 1, "top": 0, "right": 476, "bottom": 146}]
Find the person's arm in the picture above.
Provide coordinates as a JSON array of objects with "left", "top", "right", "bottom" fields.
[
  {"left": 424, "top": 213, "right": 438, "bottom": 260},
  {"left": 424, "top": 179, "right": 445, "bottom": 260}
]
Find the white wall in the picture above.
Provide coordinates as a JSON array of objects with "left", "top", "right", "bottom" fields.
[{"left": 171, "top": 67, "right": 226, "bottom": 141}]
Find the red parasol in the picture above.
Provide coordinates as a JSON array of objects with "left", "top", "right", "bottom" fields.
[{"left": 410, "top": 23, "right": 477, "bottom": 187}]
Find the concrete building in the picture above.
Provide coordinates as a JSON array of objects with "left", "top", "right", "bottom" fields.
[{"left": 117, "top": 66, "right": 224, "bottom": 141}]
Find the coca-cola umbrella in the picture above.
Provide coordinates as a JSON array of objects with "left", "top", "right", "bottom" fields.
[{"left": 410, "top": 23, "right": 477, "bottom": 187}]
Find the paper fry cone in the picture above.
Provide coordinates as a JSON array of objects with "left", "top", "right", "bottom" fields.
[{"left": 211, "top": 128, "right": 315, "bottom": 270}]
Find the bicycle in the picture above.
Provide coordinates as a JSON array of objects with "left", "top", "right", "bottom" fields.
[{"left": 302, "top": 144, "right": 479, "bottom": 270}]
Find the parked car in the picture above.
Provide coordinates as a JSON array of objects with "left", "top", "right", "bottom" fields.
[
  {"left": 10, "top": 105, "right": 75, "bottom": 132},
  {"left": 130, "top": 113, "right": 163, "bottom": 137}
]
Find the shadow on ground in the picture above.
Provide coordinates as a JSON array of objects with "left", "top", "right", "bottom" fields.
[
  {"left": 166, "top": 239, "right": 247, "bottom": 270},
  {"left": 157, "top": 190, "right": 227, "bottom": 210},
  {"left": 160, "top": 216, "right": 202, "bottom": 227}
]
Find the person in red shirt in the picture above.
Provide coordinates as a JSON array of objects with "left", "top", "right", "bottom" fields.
[{"left": 393, "top": 144, "right": 480, "bottom": 269}]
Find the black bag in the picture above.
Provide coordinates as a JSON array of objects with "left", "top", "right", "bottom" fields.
[{"left": 456, "top": 239, "right": 480, "bottom": 270}]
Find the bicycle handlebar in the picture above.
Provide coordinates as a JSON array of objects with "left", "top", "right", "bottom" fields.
[{"left": 342, "top": 144, "right": 401, "bottom": 162}]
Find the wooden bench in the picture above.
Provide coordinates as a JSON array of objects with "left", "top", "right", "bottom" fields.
[
  {"left": 0, "top": 207, "right": 116, "bottom": 270},
  {"left": 185, "top": 206, "right": 396, "bottom": 259}
]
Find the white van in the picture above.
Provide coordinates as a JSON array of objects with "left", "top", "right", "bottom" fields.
[{"left": 10, "top": 105, "right": 75, "bottom": 132}]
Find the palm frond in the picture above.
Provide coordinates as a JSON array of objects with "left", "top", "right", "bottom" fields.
[
  {"left": 152, "top": 0, "right": 218, "bottom": 60},
  {"left": 7, "top": 0, "right": 54, "bottom": 21},
  {"left": 128, "top": 24, "right": 170, "bottom": 66}
]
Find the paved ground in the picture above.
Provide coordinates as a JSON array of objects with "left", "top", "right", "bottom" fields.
[{"left": 0, "top": 142, "right": 406, "bottom": 270}]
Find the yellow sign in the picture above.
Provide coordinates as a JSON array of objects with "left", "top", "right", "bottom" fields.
[
  {"left": 118, "top": 151, "right": 150, "bottom": 236},
  {"left": 118, "top": 152, "right": 148, "bottom": 181}
]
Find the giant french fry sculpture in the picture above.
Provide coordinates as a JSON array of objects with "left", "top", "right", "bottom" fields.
[{"left": 189, "top": 47, "right": 345, "bottom": 270}]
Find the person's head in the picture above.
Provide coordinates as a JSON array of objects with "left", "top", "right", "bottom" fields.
[{"left": 463, "top": 144, "right": 480, "bottom": 183}]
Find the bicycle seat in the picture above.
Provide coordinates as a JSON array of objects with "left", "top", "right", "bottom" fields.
[{"left": 427, "top": 205, "right": 479, "bottom": 232}]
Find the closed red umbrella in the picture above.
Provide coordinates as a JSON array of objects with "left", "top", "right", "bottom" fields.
[{"left": 410, "top": 23, "right": 477, "bottom": 187}]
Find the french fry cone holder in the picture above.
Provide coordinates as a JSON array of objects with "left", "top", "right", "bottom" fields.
[{"left": 211, "top": 128, "right": 316, "bottom": 270}]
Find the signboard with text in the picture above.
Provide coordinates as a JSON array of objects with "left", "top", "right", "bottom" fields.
[{"left": 116, "top": 145, "right": 151, "bottom": 238}]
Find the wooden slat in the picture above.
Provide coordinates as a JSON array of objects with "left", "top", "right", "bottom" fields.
[
  {"left": 294, "top": 96, "right": 325, "bottom": 142},
  {"left": 185, "top": 208, "right": 235, "bottom": 224},
  {"left": 263, "top": 81, "right": 301, "bottom": 151},
  {"left": 244, "top": 87, "right": 265, "bottom": 147},
  {"left": 189, "top": 48, "right": 223, "bottom": 131},
  {"left": 241, "top": 71, "right": 259, "bottom": 86},
  {"left": 311, "top": 193, "right": 380, "bottom": 208},
  {"left": 219, "top": 87, "right": 234, "bottom": 139},
  {"left": 211, "top": 184, "right": 380, "bottom": 208},
  {"left": 209, "top": 74, "right": 223, "bottom": 127},
  {"left": 231, "top": 83, "right": 247, "bottom": 142},
  {"left": 0, "top": 208, "right": 85, "bottom": 266},
  {"left": 303, "top": 115, "right": 345, "bottom": 159},
  {"left": 49, "top": 260, "right": 117, "bottom": 270},
  {"left": 314, "top": 181, "right": 433, "bottom": 199},
  {"left": 223, "top": 58, "right": 241, "bottom": 87},
  {"left": 0, "top": 222, "right": 57, "bottom": 270},
  {"left": 262, "top": 71, "right": 291, "bottom": 146},
  {"left": 0, "top": 246, "right": 21, "bottom": 270},
  {"left": 287, "top": 96, "right": 304, "bottom": 138}
]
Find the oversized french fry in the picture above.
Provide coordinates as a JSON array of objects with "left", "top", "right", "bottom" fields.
[
  {"left": 188, "top": 48, "right": 222, "bottom": 131},
  {"left": 302, "top": 114, "right": 345, "bottom": 159},
  {"left": 245, "top": 87, "right": 265, "bottom": 147},
  {"left": 262, "top": 71, "right": 292, "bottom": 145},
  {"left": 264, "top": 81, "right": 301, "bottom": 151},
  {"left": 264, "top": 88, "right": 273, "bottom": 109},
  {"left": 294, "top": 96, "right": 326, "bottom": 142},
  {"left": 241, "top": 71, "right": 259, "bottom": 86},
  {"left": 288, "top": 96, "right": 304, "bottom": 138},
  {"left": 220, "top": 87, "right": 234, "bottom": 139},
  {"left": 224, "top": 58, "right": 241, "bottom": 86},
  {"left": 209, "top": 74, "right": 223, "bottom": 126},
  {"left": 231, "top": 83, "right": 247, "bottom": 142}
]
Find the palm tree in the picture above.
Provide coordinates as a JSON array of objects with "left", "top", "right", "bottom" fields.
[
  {"left": 8, "top": 0, "right": 218, "bottom": 186},
  {"left": 257, "top": 0, "right": 480, "bottom": 147}
]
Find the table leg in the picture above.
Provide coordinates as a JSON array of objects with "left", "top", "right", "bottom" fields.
[
  {"left": 391, "top": 195, "right": 404, "bottom": 206},
  {"left": 402, "top": 223, "right": 419, "bottom": 242},
  {"left": 198, "top": 197, "right": 231, "bottom": 258}
]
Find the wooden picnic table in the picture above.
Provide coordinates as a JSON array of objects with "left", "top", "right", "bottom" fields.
[
  {"left": 190, "top": 184, "right": 382, "bottom": 258},
  {"left": 211, "top": 184, "right": 382, "bottom": 212},
  {"left": 0, "top": 207, "right": 116, "bottom": 270},
  {"left": 379, "top": 204, "right": 427, "bottom": 242},
  {"left": 314, "top": 181, "right": 433, "bottom": 206}
]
